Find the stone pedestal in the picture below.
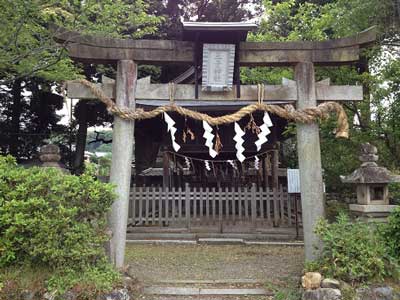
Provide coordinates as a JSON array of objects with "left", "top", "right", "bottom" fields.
[{"left": 349, "top": 204, "right": 398, "bottom": 222}]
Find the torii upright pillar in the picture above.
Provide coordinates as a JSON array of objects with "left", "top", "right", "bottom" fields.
[
  {"left": 295, "top": 62, "right": 325, "bottom": 261},
  {"left": 108, "top": 60, "right": 137, "bottom": 268}
]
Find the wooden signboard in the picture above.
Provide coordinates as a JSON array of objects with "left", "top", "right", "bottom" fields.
[
  {"left": 202, "top": 43, "right": 235, "bottom": 92},
  {"left": 287, "top": 169, "right": 301, "bottom": 194}
]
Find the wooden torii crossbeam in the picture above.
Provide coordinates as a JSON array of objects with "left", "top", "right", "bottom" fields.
[
  {"left": 55, "top": 26, "right": 376, "bottom": 267},
  {"left": 67, "top": 76, "right": 363, "bottom": 104}
]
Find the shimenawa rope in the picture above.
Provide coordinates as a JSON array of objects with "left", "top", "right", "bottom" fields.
[{"left": 67, "top": 79, "right": 349, "bottom": 138}]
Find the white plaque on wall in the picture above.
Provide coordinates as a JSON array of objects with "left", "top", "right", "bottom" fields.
[
  {"left": 287, "top": 169, "right": 326, "bottom": 193},
  {"left": 202, "top": 43, "right": 235, "bottom": 92},
  {"left": 287, "top": 169, "right": 301, "bottom": 193}
]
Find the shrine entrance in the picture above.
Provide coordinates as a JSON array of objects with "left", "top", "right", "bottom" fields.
[
  {"left": 131, "top": 98, "right": 299, "bottom": 234},
  {"left": 58, "top": 21, "right": 376, "bottom": 266}
]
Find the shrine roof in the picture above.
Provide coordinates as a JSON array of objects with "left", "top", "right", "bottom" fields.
[
  {"left": 182, "top": 21, "right": 257, "bottom": 42},
  {"left": 182, "top": 21, "right": 257, "bottom": 31}
]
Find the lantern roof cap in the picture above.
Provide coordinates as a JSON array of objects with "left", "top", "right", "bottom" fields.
[{"left": 341, "top": 143, "right": 400, "bottom": 184}]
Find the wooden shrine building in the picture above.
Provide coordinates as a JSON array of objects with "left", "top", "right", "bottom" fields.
[{"left": 57, "top": 22, "right": 376, "bottom": 267}]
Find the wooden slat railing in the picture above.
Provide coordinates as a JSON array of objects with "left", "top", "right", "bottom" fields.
[{"left": 128, "top": 184, "right": 302, "bottom": 230}]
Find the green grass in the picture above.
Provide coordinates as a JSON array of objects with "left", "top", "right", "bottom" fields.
[
  {"left": 264, "top": 276, "right": 302, "bottom": 300},
  {"left": 0, "top": 262, "right": 122, "bottom": 300}
]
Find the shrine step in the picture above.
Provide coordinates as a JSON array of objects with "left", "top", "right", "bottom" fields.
[
  {"left": 126, "top": 232, "right": 301, "bottom": 242},
  {"left": 143, "top": 286, "right": 271, "bottom": 296},
  {"left": 140, "top": 296, "right": 272, "bottom": 300}
]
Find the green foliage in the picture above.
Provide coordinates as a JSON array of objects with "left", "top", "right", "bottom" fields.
[
  {"left": 253, "top": 0, "right": 400, "bottom": 193},
  {"left": 311, "top": 214, "right": 397, "bottom": 283},
  {"left": 47, "top": 261, "right": 120, "bottom": 297},
  {"left": 265, "top": 277, "right": 302, "bottom": 300},
  {"left": 0, "top": 0, "right": 163, "bottom": 163},
  {"left": 381, "top": 207, "right": 400, "bottom": 260},
  {"left": 325, "top": 200, "right": 350, "bottom": 222},
  {"left": 0, "top": 262, "right": 120, "bottom": 299},
  {"left": 0, "top": 155, "right": 120, "bottom": 296},
  {"left": 86, "top": 130, "right": 113, "bottom": 153},
  {"left": 0, "top": 0, "right": 162, "bottom": 82},
  {"left": 274, "top": 287, "right": 302, "bottom": 300},
  {"left": 389, "top": 183, "right": 400, "bottom": 205},
  {"left": 0, "top": 155, "right": 115, "bottom": 269}
]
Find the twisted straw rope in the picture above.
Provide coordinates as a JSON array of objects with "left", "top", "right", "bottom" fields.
[{"left": 69, "top": 79, "right": 349, "bottom": 138}]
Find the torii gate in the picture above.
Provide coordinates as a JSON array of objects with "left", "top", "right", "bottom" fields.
[{"left": 55, "top": 24, "right": 376, "bottom": 267}]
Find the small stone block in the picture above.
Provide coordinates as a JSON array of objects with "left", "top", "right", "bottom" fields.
[
  {"left": 355, "top": 287, "right": 395, "bottom": 300},
  {"left": 303, "top": 288, "right": 341, "bottom": 300},
  {"left": 97, "top": 288, "right": 130, "bottom": 300},
  {"left": 21, "top": 291, "right": 36, "bottom": 300},
  {"left": 321, "top": 279, "right": 340, "bottom": 289},
  {"left": 374, "top": 287, "right": 394, "bottom": 300},
  {"left": 199, "top": 288, "right": 268, "bottom": 295},
  {"left": 144, "top": 287, "right": 200, "bottom": 295},
  {"left": 302, "top": 272, "right": 322, "bottom": 290}
]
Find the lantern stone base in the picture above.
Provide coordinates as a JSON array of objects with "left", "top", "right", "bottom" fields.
[{"left": 349, "top": 204, "right": 398, "bottom": 222}]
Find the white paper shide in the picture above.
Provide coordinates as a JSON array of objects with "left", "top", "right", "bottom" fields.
[
  {"left": 233, "top": 122, "right": 246, "bottom": 162},
  {"left": 164, "top": 112, "right": 181, "bottom": 152},
  {"left": 203, "top": 121, "right": 218, "bottom": 158},
  {"left": 255, "top": 112, "right": 273, "bottom": 151}
]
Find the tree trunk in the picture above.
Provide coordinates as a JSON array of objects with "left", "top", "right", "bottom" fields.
[
  {"left": 357, "top": 56, "right": 371, "bottom": 130},
  {"left": 9, "top": 79, "right": 22, "bottom": 158},
  {"left": 73, "top": 101, "right": 88, "bottom": 174}
]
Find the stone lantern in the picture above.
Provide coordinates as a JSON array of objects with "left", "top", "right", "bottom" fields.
[
  {"left": 340, "top": 143, "right": 400, "bottom": 220},
  {"left": 39, "top": 144, "right": 69, "bottom": 173}
]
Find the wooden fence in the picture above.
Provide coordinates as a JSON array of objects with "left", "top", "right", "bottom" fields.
[{"left": 128, "top": 184, "right": 301, "bottom": 232}]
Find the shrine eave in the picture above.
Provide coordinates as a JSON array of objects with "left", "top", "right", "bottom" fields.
[
  {"left": 182, "top": 21, "right": 257, "bottom": 42},
  {"left": 182, "top": 21, "right": 257, "bottom": 31}
]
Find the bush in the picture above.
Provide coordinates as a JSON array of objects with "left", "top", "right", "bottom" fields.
[
  {"left": 389, "top": 182, "right": 400, "bottom": 205},
  {"left": 0, "top": 260, "right": 121, "bottom": 299},
  {"left": 381, "top": 207, "right": 400, "bottom": 260},
  {"left": 0, "top": 155, "right": 119, "bottom": 295},
  {"left": 311, "top": 214, "right": 397, "bottom": 284},
  {"left": 325, "top": 200, "right": 349, "bottom": 222}
]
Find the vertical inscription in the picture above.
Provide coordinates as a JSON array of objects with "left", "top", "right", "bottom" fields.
[{"left": 202, "top": 44, "right": 235, "bottom": 92}]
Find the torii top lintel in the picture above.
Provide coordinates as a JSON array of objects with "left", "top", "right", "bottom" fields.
[{"left": 54, "top": 25, "right": 376, "bottom": 66}]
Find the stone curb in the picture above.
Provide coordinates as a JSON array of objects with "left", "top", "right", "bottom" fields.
[
  {"left": 126, "top": 239, "right": 304, "bottom": 246},
  {"left": 155, "top": 279, "right": 263, "bottom": 284},
  {"left": 144, "top": 287, "right": 271, "bottom": 296}
]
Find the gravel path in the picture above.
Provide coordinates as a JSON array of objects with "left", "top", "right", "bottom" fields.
[{"left": 125, "top": 244, "right": 304, "bottom": 284}]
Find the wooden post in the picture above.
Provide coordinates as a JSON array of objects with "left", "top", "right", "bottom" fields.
[
  {"left": 295, "top": 62, "right": 325, "bottom": 261},
  {"left": 271, "top": 149, "right": 280, "bottom": 226},
  {"left": 185, "top": 183, "right": 191, "bottom": 230},
  {"left": 251, "top": 183, "right": 257, "bottom": 229},
  {"left": 271, "top": 149, "right": 279, "bottom": 190},
  {"left": 163, "top": 151, "right": 169, "bottom": 189},
  {"left": 108, "top": 60, "right": 137, "bottom": 268}
]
